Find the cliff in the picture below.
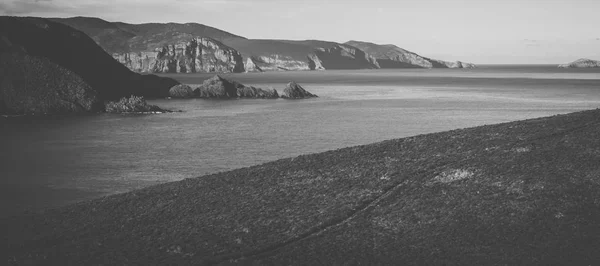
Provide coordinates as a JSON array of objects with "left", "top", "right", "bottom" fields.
[
  {"left": 112, "top": 37, "right": 245, "bottom": 73},
  {"left": 231, "top": 40, "right": 379, "bottom": 72},
  {"left": 245, "top": 55, "right": 312, "bottom": 72},
  {"left": 558, "top": 58, "right": 600, "bottom": 68},
  {"left": 4, "top": 109, "right": 600, "bottom": 264},
  {"left": 0, "top": 16, "right": 179, "bottom": 115},
  {"left": 345, "top": 40, "right": 476, "bottom": 69},
  {"left": 48, "top": 17, "right": 476, "bottom": 73},
  {"left": 312, "top": 44, "right": 380, "bottom": 70}
]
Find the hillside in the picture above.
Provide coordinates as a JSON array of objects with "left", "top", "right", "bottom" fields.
[
  {"left": 0, "top": 16, "right": 178, "bottom": 114},
  {"left": 3, "top": 108, "right": 600, "bottom": 264},
  {"left": 346, "top": 40, "right": 476, "bottom": 69},
  {"left": 49, "top": 17, "right": 474, "bottom": 73},
  {"left": 48, "top": 17, "right": 246, "bottom": 54}
]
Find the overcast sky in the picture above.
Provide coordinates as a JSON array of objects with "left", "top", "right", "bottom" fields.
[{"left": 1, "top": 0, "right": 598, "bottom": 64}]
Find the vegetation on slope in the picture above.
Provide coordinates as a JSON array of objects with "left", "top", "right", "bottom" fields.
[
  {"left": 104, "top": 96, "right": 165, "bottom": 113},
  {"left": 0, "top": 17, "right": 179, "bottom": 103},
  {"left": 3, "top": 109, "right": 600, "bottom": 265},
  {"left": 0, "top": 53, "right": 103, "bottom": 115},
  {"left": 49, "top": 17, "right": 246, "bottom": 54}
]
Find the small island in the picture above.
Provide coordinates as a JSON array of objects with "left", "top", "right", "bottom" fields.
[
  {"left": 558, "top": 58, "right": 600, "bottom": 68},
  {"left": 168, "top": 75, "right": 318, "bottom": 100}
]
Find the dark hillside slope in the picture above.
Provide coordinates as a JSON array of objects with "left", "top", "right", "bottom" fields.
[
  {"left": 3, "top": 109, "right": 600, "bottom": 264},
  {"left": 47, "top": 16, "right": 136, "bottom": 53},
  {"left": 0, "top": 17, "right": 178, "bottom": 101},
  {"left": 49, "top": 17, "right": 246, "bottom": 54},
  {"left": 0, "top": 53, "right": 102, "bottom": 114}
]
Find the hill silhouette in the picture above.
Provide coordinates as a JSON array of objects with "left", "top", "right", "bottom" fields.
[{"left": 0, "top": 16, "right": 178, "bottom": 114}]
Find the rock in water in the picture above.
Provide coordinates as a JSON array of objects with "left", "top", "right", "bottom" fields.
[
  {"left": 168, "top": 84, "right": 194, "bottom": 98},
  {"left": 281, "top": 82, "right": 318, "bottom": 99},
  {"left": 0, "top": 53, "right": 102, "bottom": 115},
  {"left": 558, "top": 58, "right": 600, "bottom": 68},
  {"left": 194, "top": 75, "right": 279, "bottom": 99}
]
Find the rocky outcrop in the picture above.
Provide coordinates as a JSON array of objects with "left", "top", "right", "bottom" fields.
[
  {"left": 113, "top": 38, "right": 245, "bottom": 73},
  {"left": 429, "top": 59, "right": 476, "bottom": 69},
  {"left": 168, "top": 84, "right": 194, "bottom": 98},
  {"left": 0, "top": 53, "right": 102, "bottom": 115},
  {"left": 0, "top": 17, "right": 179, "bottom": 114},
  {"left": 281, "top": 82, "right": 318, "bottom": 99},
  {"left": 558, "top": 58, "right": 600, "bottom": 68},
  {"left": 313, "top": 45, "right": 380, "bottom": 70},
  {"left": 194, "top": 75, "right": 278, "bottom": 99},
  {"left": 345, "top": 40, "right": 476, "bottom": 69},
  {"left": 307, "top": 53, "right": 325, "bottom": 70}
]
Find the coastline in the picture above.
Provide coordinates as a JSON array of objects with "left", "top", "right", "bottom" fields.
[{"left": 3, "top": 108, "right": 600, "bottom": 264}]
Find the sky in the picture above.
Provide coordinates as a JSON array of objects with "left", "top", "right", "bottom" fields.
[{"left": 1, "top": 0, "right": 598, "bottom": 64}]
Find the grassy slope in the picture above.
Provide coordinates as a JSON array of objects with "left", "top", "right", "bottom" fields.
[
  {"left": 49, "top": 17, "right": 246, "bottom": 54},
  {"left": 0, "top": 17, "right": 179, "bottom": 100},
  {"left": 3, "top": 109, "right": 600, "bottom": 265}
]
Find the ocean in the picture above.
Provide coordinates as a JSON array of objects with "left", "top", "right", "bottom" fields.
[{"left": 1, "top": 65, "right": 599, "bottom": 217}]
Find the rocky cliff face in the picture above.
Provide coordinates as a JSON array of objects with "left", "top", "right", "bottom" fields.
[
  {"left": 313, "top": 44, "right": 380, "bottom": 70},
  {"left": 558, "top": 58, "right": 600, "bottom": 68},
  {"left": 113, "top": 38, "right": 245, "bottom": 73},
  {"left": 242, "top": 44, "right": 378, "bottom": 72},
  {"left": 244, "top": 55, "right": 312, "bottom": 72},
  {"left": 430, "top": 59, "right": 476, "bottom": 69},
  {"left": 345, "top": 40, "right": 476, "bottom": 69}
]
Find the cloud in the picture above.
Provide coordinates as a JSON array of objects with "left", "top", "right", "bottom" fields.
[{"left": 0, "top": 0, "right": 77, "bottom": 15}]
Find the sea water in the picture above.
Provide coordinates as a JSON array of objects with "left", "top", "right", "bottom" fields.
[{"left": 1, "top": 66, "right": 599, "bottom": 217}]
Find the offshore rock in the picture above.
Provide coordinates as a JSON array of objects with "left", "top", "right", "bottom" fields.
[
  {"left": 194, "top": 75, "right": 278, "bottom": 99},
  {"left": 168, "top": 84, "right": 195, "bottom": 98},
  {"left": 558, "top": 58, "right": 600, "bottom": 68},
  {"left": 113, "top": 38, "right": 245, "bottom": 73},
  {"left": 281, "top": 82, "right": 318, "bottom": 99}
]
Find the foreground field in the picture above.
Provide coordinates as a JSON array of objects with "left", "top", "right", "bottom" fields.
[{"left": 3, "top": 108, "right": 600, "bottom": 265}]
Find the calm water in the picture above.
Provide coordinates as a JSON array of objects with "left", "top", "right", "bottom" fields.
[{"left": 2, "top": 66, "right": 600, "bottom": 217}]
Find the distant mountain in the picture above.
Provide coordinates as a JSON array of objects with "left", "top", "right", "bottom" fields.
[
  {"left": 345, "top": 40, "right": 475, "bottom": 69},
  {"left": 0, "top": 16, "right": 178, "bottom": 115},
  {"left": 558, "top": 58, "right": 600, "bottom": 68},
  {"left": 48, "top": 17, "right": 474, "bottom": 73}
]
